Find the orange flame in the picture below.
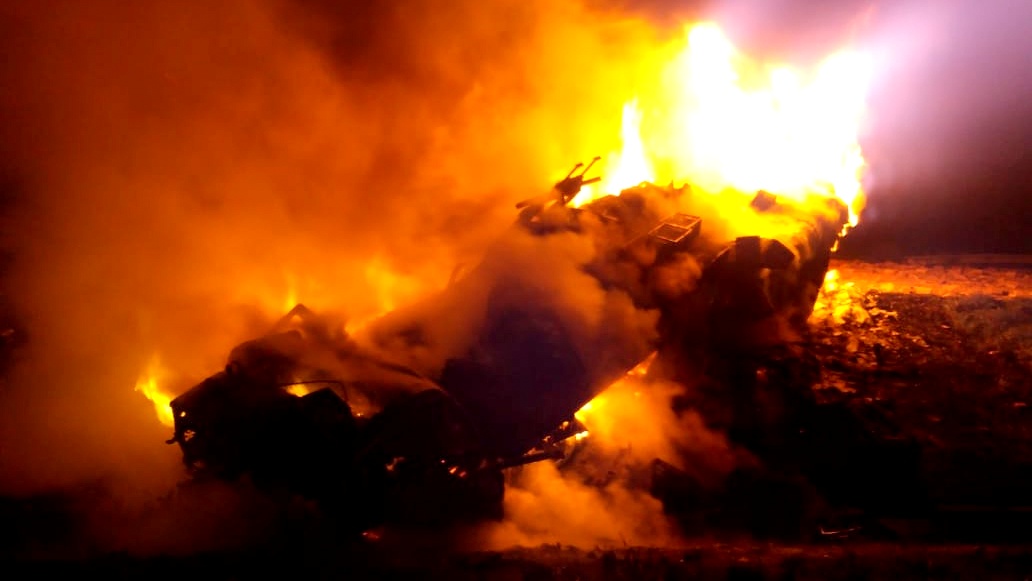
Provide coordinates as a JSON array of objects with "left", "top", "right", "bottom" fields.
[
  {"left": 575, "top": 23, "right": 869, "bottom": 227},
  {"left": 573, "top": 354, "right": 655, "bottom": 442},
  {"left": 345, "top": 255, "right": 434, "bottom": 335},
  {"left": 812, "top": 268, "right": 870, "bottom": 325},
  {"left": 283, "top": 271, "right": 299, "bottom": 313},
  {"left": 134, "top": 22, "right": 870, "bottom": 429},
  {"left": 134, "top": 354, "right": 175, "bottom": 427},
  {"left": 572, "top": 99, "right": 654, "bottom": 207}
]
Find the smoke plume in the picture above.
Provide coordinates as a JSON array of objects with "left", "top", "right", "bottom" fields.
[
  {"left": 0, "top": 0, "right": 722, "bottom": 554},
  {"left": 0, "top": 0, "right": 942, "bottom": 553},
  {"left": 0, "top": 0, "right": 660, "bottom": 495}
]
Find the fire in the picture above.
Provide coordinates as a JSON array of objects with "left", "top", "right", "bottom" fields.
[
  {"left": 824, "top": 268, "right": 841, "bottom": 293},
  {"left": 574, "top": 23, "right": 869, "bottom": 228},
  {"left": 362, "top": 256, "right": 420, "bottom": 315},
  {"left": 286, "top": 384, "right": 312, "bottom": 397},
  {"left": 283, "top": 271, "right": 299, "bottom": 313},
  {"left": 573, "top": 354, "right": 655, "bottom": 443},
  {"left": 811, "top": 268, "right": 869, "bottom": 325},
  {"left": 345, "top": 256, "right": 434, "bottom": 335},
  {"left": 571, "top": 99, "right": 654, "bottom": 207},
  {"left": 568, "top": 23, "right": 870, "bottom": 447},
  {"left": 130, "top": 21, "right": 870, "bottom": 432},
  {"left": 131, "top": 255, "right": 435, "bottom": 426},
  {"left": 134, "top": 354, "right": 175, "bottom": 427}
]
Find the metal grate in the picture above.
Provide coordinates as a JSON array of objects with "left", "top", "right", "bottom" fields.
[{"left": 648, "top": 213, "right": 701, "bottom": 246}]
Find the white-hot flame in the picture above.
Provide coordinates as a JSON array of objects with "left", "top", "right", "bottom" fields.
[{"left": 576, "top": 23, "right": 869, "bottom": 228}]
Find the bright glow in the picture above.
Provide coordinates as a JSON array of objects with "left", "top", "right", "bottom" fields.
[
  {"left": 134, "top": 354, "right": 175, "bottom": 427},
  {"left": 824, "top": 268, "right": 841, "bottom": 293},
  {"left": 660, "top": 23, "right": 869, "bottom": 226},
  {"left": 283, "top": 271, "right": 298, "bottom": 312},
  {"left": 286, "top": 384, "right": 313, "bottom": 397},
  {"left": 574, "top": 354, "right": 655, "bottom": 436},
  {"left": 578, "top": 22, "right": 869, "bottom": 227},
  {"left": 136, "top": 22, "right": 871, "bottom": 435},
  {"left": 346, "top": 255, "right": 431, "bottom": 334},
  {"left": 574, "top": 398, "right": 599, "bottom": 425},
  {"left": 572, "top": 100, "right": 654, "bottom": 207},
  {"left": 812, "top": 268, "right": 867, "bottom": 325}
]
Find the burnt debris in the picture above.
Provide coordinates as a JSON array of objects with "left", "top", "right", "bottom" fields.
[{"left": 167, "top": 164, "right": 856, "bottom": 535}]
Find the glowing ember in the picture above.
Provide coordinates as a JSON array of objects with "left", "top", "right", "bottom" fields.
[{"left": 134, "top": 354, "right": 175, "bottom": 427}]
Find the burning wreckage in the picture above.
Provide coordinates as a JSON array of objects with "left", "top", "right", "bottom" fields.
[{"left": 166, "top": 161, "right": 878, "bottom": 534}]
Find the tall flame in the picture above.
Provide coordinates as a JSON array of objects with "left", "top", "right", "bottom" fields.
[
  {"left": 573, "top": 99, "right": 654, "bottom": 207},
  {"left": 569, "top": 23, "right": 869, "bottom": 452},
  {"left": 577, "top": 23, "right": 869, "bottom": 227}
]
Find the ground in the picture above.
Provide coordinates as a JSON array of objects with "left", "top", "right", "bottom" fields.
[
  {"left": 811, "top": 258, "right": 1032, "bottom": 512},
  {"left": 2, "top": 257, "right": 1032, "bottom": 579}
]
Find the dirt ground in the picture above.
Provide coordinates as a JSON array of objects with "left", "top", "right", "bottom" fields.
[
  {"left": 3, "top": 257, "right": 1032, "bottom": 579},
  {"left": 811, "top": 258, "right": 1032, "bottom": 502}
]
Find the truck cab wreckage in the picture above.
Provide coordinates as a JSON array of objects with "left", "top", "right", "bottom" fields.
[{"left": 166, "top": 162, "right": 906, "bottom": 535}]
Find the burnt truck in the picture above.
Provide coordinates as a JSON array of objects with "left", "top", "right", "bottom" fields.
[{"left": 166, "top": 162, "right": 850, "bottom": 531}]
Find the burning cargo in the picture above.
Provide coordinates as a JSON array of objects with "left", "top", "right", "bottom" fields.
[
  {"left": 147, "top": 20, "right": 876, "bottom": 538},
  {"left": 165, "top": 165, "right": 849, "bottom": 531}
]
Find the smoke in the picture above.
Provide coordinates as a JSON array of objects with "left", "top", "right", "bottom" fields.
[
  {"left": 467, "top": 374, "right": 745, "bottom": 549},
  {"left": 0, "top": 0, "right": 714, "bottom": 554},
  {"left": 709, "top": 0, "right": 1032, "bottom": 254},
  {"left": 857, "top": 0, "right": 1032, "bottom": 254},
  {"left": 0, "top": 0, "right": 652, "bottom": 495},
  {"left": 860, "top": 0, "right": 1032, "bottom": 187},
  {"left": 0, "top": 0, "right": 865, "bottom": 553},
  {"left": 479, "top": 461, "right": 677, "bottom": 549}
]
